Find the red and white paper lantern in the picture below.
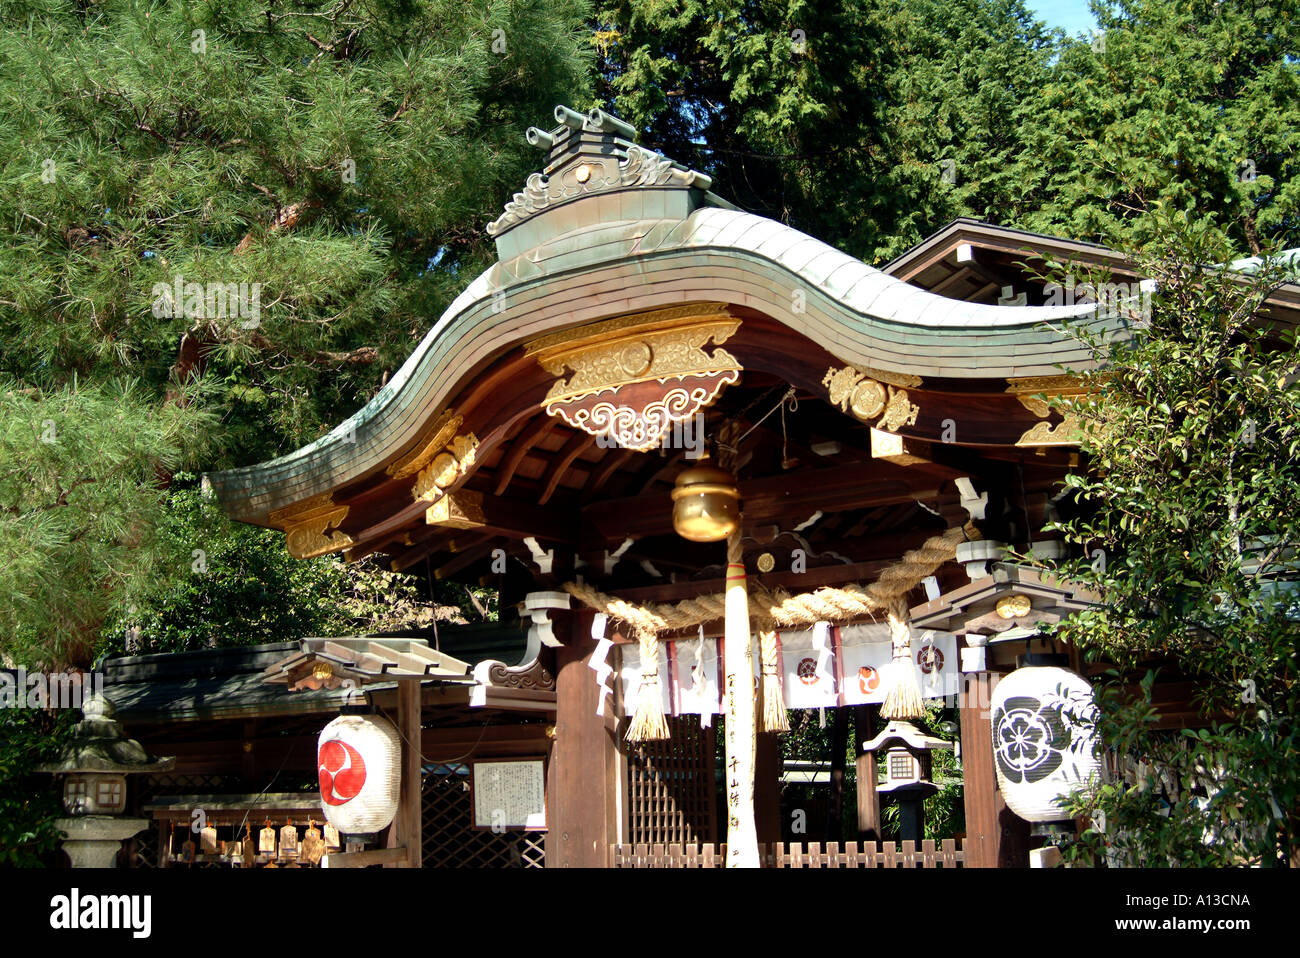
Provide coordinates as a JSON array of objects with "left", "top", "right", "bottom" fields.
[
  {"left": 317, "top": 714, "right": 401, "bottom": 835},
  {"left": 989, "top": 666, "right": 1100, "bottom": 823}
]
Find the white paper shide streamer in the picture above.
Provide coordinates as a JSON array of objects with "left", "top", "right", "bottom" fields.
[{"left": 588, "top": 612, "right": 614, "bottom": 717}]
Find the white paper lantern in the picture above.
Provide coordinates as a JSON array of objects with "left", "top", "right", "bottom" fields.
[
  {"left": 317, "top": 714, "right": 401, "bottom": 835},
  {"left": 990, "top": 666, "right": 1100, "bottom": 823}
]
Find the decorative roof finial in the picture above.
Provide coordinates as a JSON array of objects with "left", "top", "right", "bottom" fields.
[{"left": 487, "top": 104, "right": 712, "bottom": 241}]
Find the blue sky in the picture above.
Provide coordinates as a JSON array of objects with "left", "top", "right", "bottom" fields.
[{"left": 1024, "top": 0, "right": 1099, "bottom": 36}]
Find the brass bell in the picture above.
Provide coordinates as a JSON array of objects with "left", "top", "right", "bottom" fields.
[{"left": 671, "top": 461, "right": 740, "bottom": 542}]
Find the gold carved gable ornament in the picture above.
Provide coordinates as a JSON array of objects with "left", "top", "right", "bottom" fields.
[
  {"left": 1005, "top": 375, "right": 1086, "bottom": 447},
  {"left": 525, "top": 304, "right": 743, "bottom": 452},
  {"left": 384, "top": 408, "right": 480, "bottom": 505},
  {"left": 823, "top": 364, "right": 920, "bottom": 432},
  {"left": 268, "top": 494, "right": 353, "bottom": 559}
]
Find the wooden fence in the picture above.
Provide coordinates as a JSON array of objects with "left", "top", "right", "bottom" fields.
[{"left": 612, "top": 839, "right": 963, "bottom": 868}]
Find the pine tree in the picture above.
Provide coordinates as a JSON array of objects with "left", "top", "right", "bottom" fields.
[
  {"left": 0, "top": 378, "right": 213, "bottom": 669},
  {"left": 0, "top": 0, "right": 593, "bottom": 669},
  {"left": 0, "top": 0, "right": 594, "bottom": 466}
]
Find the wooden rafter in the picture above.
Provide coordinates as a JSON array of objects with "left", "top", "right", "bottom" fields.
[
  {"left": 930, "top": 266, "right": 975, "bottom": 298},
  {"left": 634, "top": 454, "right": 684, "bottom": 496},
  {"left": 390, "top": 529, "right": 458, "bottom": 573},
  {"left": 494, "top": 417, "right": 557, "bottom": 496},
  {"left": 588, "top": 446, "right": 639, "bottom": 495},
  {"left": 539, "top": 430, "right": 594, "bottom": 505},
  {"left": 434, "top": 539, "right": 499, "bottom": 580}
]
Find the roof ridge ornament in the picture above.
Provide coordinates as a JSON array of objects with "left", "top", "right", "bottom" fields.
[{"left": 487, "top": 104, "right": 712, "bottom": 238}]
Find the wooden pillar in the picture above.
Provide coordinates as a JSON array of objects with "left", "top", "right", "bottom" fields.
[
  {"left": 395, "top": 679, "right": 423, "bottom": 868},
  {"left": 959, "top": 670, "right": 1029, "bottom": 867},
  {"left": 754, "top": 732, "right": 782, "bottom": 847},
  {"left": 157, "top": 820, "right": 170, "bottom": 868},
  {"left": 826, "top": 706, "right": 849, "bottom": 841},
  {"left": 547, "top": 610, "right": 621, "bottom": 867},
  {"left": 854, "top": 705, "right": 881, "bottom": 842}
]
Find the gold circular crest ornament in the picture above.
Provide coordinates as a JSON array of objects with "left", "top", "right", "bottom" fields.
[
  {"left": 850, "top": 379, "right": 887, "bottom": 419},
  {"left": 756, "top": 552, "right": 775, "bottom": 573},
  {"left": 575, "top": 163, "right": 592, "bottom": 183},
  {"left": 618, "top": 340, "right": 653, "bottom": 377},
  {"left": 996, "top": 594, "right": 1033, "bottom": 619}
]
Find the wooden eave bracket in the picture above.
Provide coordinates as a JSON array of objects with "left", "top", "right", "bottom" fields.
[
  {"left": 953, "top": 477, "right": 988, "bottom": 521},
  {"left": 869, "top": 428, "right": 933, "bottom": 466},
  {"left": 604, "top": 537, "right": 634, "bottom": 574},
  {"left": 523, "top": 536, "right": 555, "bottom": 574},
  {"left": 518, "top": 590, "right": 571, "bottom": 649}
]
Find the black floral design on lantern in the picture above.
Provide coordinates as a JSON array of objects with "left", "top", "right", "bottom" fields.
[{"left": 992, "top": 695, "right": 1070, "bottom": 784}]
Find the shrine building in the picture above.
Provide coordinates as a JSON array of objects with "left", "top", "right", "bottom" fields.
[{"left": 99, "top": 105, "right": 1299, "bottom": 869}]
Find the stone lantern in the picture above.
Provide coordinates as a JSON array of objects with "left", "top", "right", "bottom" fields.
[
  {"left": 39, "top": 693, "right": 173, "bottom": 868},
  {"left": 861, "top": 719, "right": 953, "bottom": 844}
]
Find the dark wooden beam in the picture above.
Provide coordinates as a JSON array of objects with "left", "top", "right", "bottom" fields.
[
  {"left": 396, "top": 680, "right": 422, "bottom": 868},
  {"left": 755, "top": 733, "right": 782, "bottom": 848},
  {"left": 931, "top": 265, "right": 975, "bottom": 297},
  {"left": 635, "top": 454, "right": 684, "bottom": 496},
  {"left": 439, "top": 491, "right": 577, "bottom": 545},
  {"left": 582, "top": 465, "right": 941, "bottom": 544},
  {"left": 588, "top": 446, "right": 638, "bottom": 495},
  {"left": 597, "top": 526, "right": 961, "bottom": 611},
  {"left": 539, "top": 431, "right": 594, "bottom": 505},
  {"left": 389, "top": 529, "right": 455, "bottom": 572},
  {"left": 434, "top": 539, "right": 498, "bottom": 580},
  {"left": 494, "top": 416, "right": 556, "bottom": 496},
  {"left": 959, "top": 666, "right": 1030, "bottom": 867},
  {"left": 826, "top": 706, "right": 849, "bottom": 841}
]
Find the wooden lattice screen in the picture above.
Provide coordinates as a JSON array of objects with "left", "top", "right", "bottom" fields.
[
  {"left": 124, "top": 826, "right": 158, "bottom": 869},
  {"left": 627, "top": 715, "right": 718, "bottom": 844},
  {"left": 422, "top": 764, "right": 545, "bottom": 868}
]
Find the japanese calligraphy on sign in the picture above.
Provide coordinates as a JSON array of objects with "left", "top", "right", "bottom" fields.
[{"left": 471, "top": 759, "right": 547, "bottom": 831}]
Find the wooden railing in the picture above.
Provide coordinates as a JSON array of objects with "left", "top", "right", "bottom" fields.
[{"left": 612, "top": 839, "right": 963, "bottom": 868}]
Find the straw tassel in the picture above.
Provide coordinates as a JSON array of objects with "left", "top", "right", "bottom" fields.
[
  {"left": 881, "top": 604, "right": 925, "bottom": 720},
  {"left": 625, "top": 627, "right": 670, "bottom": 742},
  {"left": 758, "top": 629, "right": 789, "bottom": 732}
]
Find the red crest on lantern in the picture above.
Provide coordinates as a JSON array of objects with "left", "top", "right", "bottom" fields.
[
  {"left": 318, "top": 739, "right": 367, "bottom": 806},
  {"left": 316, "top": 714, "right": 401, "bottom": 834}
]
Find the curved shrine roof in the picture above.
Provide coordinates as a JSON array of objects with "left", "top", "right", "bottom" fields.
[{"left": 209, "top": 106, "right": 1111, "bottom": 521}]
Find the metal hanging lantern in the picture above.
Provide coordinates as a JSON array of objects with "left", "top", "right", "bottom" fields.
[
  {"left": 989, "top": 657, "right": 1100, "bottom": 829},
  {"left": 671, "top": 461, "right": 740, "bottom": 542},
  {"left": 317, "top": 713, "right": 401, "bottom": 836}
]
